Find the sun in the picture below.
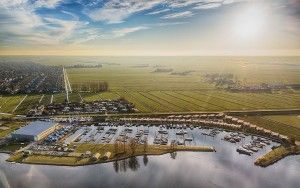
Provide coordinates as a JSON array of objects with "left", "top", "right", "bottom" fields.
[{"left": 233, "top": 7, "right": 266, "bottom": 40}]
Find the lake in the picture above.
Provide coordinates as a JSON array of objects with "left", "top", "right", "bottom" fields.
[{"left": 1, "top": 126, "right": 300, "bottom": 188}]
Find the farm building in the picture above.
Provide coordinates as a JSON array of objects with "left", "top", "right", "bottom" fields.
[{"left": 11, "top": 121, "right": 59, "bottom": 141}]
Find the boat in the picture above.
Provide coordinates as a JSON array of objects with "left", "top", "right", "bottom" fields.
[
  {"left": 233, "top": 137, "right": 241, "bottom": 142},
  {"left": 158, "top": 129, "right": 168, "bottom": 134},
  {"left": 177, "top": 140, "right": 184, "bottom": 145},
  {"left": 242, "top": 144, "right": 258, "bottom": 152},
  {"left": 262, "top": 140, "right": 271, "bottom": 145},
  {"left": 249, "top": 147, "right": 259, "bottom": 152},
  {"left": 176, "top": 130, "right": 185, "bottom": 135},
  {"left": 236, "top": 147, "right": 252, "bottom": 155}
]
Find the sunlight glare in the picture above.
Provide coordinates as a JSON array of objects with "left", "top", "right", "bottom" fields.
[{"left": 234, "top": 7, "right": 265, "bottom": 40}]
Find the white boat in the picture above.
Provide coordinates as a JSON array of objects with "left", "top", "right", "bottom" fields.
[{"left": 236, "top": 147, "right": 252, "bottom": 155}]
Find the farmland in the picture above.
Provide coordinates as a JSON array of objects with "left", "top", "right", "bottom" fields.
[
  {"left": 0, "top": 121, "right": 25, "bottom": 138},
  {"left": 65, "top": 56, "right": 300, "bottom": 91},
  {"left": 2, "top": 90, "right": 299, "bottom": 115},
  {"left": 264, "top": 115, "right": 300, "bottom": 129},
  {"left": 82, "top": 91, "right": 300, "bottom": 113},
  {"left": 0, "top": 56, "right": 300, "bottom": 115},
  {"left": 240, "top": 116, "right": 300, "bottom": 141},
  {"left": 65, "top": 56, "right": 300, "bottom": 113}
]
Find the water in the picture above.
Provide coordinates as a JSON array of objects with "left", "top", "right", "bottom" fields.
[{"left": 1, "top": 126, "right": 300, "bottom": 188}]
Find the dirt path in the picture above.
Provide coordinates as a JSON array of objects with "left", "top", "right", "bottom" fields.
[
  {"left": 38, "top": 94, "right": 45, "bottom": 104},
  {"left": 12, "top": 95, "right": 27, "bottom": 113}
]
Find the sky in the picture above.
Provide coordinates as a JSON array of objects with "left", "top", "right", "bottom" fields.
[{"left": 0, "top": 0, "right": 299, "bottom": 56}]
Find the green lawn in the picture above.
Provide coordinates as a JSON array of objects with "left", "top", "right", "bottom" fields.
[
  {"left": 0, "top": 95, "right": 24, "bottom": 113},
  {"left": 1, "top": 56, "right": 300, "bottom": 115},
  {"left": 241, "top": 116, "right": 300, "bottom": 141},
  {"left": 81, "top": 91, "right": 300, "bottom": 113},
  {"left": 0, "top": 121, "right": 25, "bottom": 138},
  {"left": 15, "top": 95, "right": 41, "bottom": 114},
  {"left": 264, "top": 115, "right": 300, "bottom": 129}
]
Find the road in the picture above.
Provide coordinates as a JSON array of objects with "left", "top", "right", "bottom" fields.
[
  {"left": 12, "top": 95, "right": 27, "bottom": 113},
  {"left": 63, "top": 67, "right": 72, "bottom": 102},
  {"left": 13, "top": 108, "right": 300, "bottom": 121}
]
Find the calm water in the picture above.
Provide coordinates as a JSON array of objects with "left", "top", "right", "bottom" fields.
[{"left": 1, "top": 127, "right": 300, "bottom": 188}]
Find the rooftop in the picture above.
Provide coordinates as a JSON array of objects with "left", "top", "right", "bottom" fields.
[{"left": 12, "top": 121, "right": 57, "bottom": 136}]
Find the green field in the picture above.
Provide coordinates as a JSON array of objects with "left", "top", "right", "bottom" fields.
[
  {"left": 0, "top": 121, "right": 25, "bottom": 138},
  {"left": 64, "top": 57, "right": 300, "bottom": 113},
  {"left": 264, "top": 115, "right": 300, "bottom": 129},
  {"left": 81, "top": 91, "right": 300, "bottom": 113},
  {"left": 0, "top": 95, "right": 25, "bottom": 113},
  {"left": 1, "top": 56, "right": 300, "bottom": 115},
  {"left": 15, "top": 95, "right": 41, "bottom": 114},
  {"left": 67, "top": 58, "right": 300, "bottom": 91},
  {"left": 241, "top": 116, "right": 300, "bottom": 141}
]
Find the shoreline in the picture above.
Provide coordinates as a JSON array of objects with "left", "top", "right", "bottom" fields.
[
  {"left": 255, "top": 145, "right": 300, "bottom": 167},
  {"left": 6, "top": 145, "right": 215, "bottom": 167}
]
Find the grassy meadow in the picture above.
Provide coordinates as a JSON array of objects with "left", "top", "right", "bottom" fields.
[
  {"left": 65, "top": 56, "right": 300, "bottom": 113},
  {"left": 241, "top": 116, "right": 300, "bottom": 141},
  {"left": 1, "top": 56, "right": 300, "bottom": 115}
]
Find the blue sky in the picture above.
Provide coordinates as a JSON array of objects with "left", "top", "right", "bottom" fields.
[{"left": 0, "top": 0, "right": 299, "bottom": 55}]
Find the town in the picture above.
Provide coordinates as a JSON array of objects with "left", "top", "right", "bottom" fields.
[
  {"left": 27, "top": 99, "right": 137, "bottom": 116},
  {"left": 0, "top": 62, "right": 63, "bottom": 94}
]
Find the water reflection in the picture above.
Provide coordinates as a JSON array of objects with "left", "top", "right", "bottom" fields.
[
  {"left": 0, "top": 125, "right": 300, "bottom": 188},
  {"left": 143, "top": 155, "right": 148, "bottom": 166},
  {"left": 170, "top": 152, "right": 177, "bottom": 160},
  {"left": 0, "top": 152, "right": 300, "bottom": 188},
  {"left": 113, "top": 156, "right": 141, "bottom": 173},
  {"left": 112, "top": 153, "right": 175, "bottom": 174}
]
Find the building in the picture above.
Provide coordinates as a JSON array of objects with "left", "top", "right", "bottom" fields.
[{"left": 11, "top": 121, "right": 59, "bottom": 141}]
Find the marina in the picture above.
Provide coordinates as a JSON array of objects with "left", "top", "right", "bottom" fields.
[
  {"left": 21, "top": 121, "right": 281, "bottom": 159},
  {"left": 0, "top": 133, "right": 299, "bottom": 188}
]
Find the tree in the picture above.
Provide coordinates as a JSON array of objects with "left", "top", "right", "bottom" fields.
[
  {"left": 129, "top": 138, "right": 138, "bottom": 155},
  {"left": 170, "top": 152, "right": 177, "bottom": 160},
  {"left": 122, "top": 136, "right": 126, "bottom": 153},
  {"left": 289, "top": 136, "right": 296, "bottom": 146},
  {"left": 143, "top": 155, "right": 148, "bottom": 166},
  {"left": 143, "top": 138, "right": 148, "bottom": 152},
  {"left": 114, "top": 140, "right": 119, "bottom": 154},
  {"left": 170, "top": 140, "right": 177, "bottom": 151},
  {"left": 128, "top": 156, "right": 140, "bottom": 171},
  {"left": 113, "top": 160, "right": 119, "bottom": 173}
]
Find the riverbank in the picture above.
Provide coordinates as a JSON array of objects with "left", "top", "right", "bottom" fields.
[
  {"left": 7, "top": 144, "right": 215, "bottom": 166},
  {"left": 255, "top": 145, "right": 300, "bottom": 167}
]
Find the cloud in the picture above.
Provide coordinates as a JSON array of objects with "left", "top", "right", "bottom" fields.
[
  {"left": 147, "top": 8, "right": 170, "bottom": 15},
  {"left": 112, "top": 26, "right": 148, "bottom": 37},
  {"left": 149, "top": 21, "right": 189, "bottom": 26},
  {"left": 194, "top": 2, "right": 222, "bottom": 9},
  {"left": 0, "top": 0, "right": 256, "bottom": 48},
  {"left": 167, "top": 0, "right": 202, "bottom": 8},
  {"left": 162, "top": 11, "right": 194, "bottom": 19},
  {"left": 34, "top": 0, "right": 64, "bottom": 8},
  {"left": 0, "top": 0, "right": 90, "bottom": 46},
  {"left": 84, "top": 0, "right": 247, "bottom": 23},
  {"left": 69, "top": 27, "right": 103, "bottom": 44},
  {"left": 167, "top": 0, "right": 241, "bottom": 8},
  {"left": 86, "top": 0, "right": 163, "bottom": 24}
]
